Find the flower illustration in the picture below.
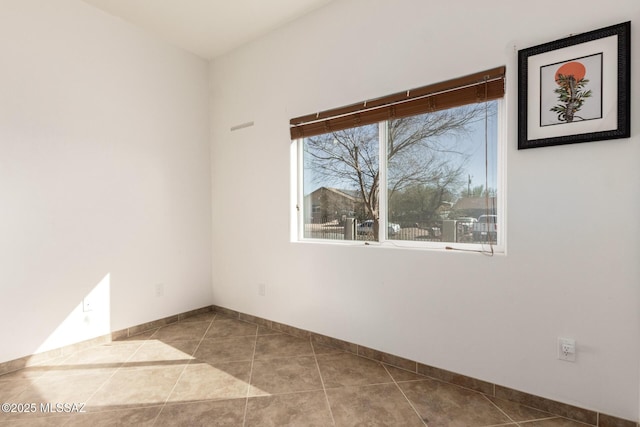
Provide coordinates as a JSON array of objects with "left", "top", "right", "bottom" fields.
[{"left": 550, "top": 61, "right": 592, "bottom": 123}]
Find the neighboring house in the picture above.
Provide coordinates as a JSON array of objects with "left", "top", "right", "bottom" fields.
[
  {"left": 451, "top": 196, "right": 497, "bottom": 219},
  {"left": 437, "top": 201, "right": 453, "bottom": 219},
  {"left": 304, "top": 187, "right": 361, "bottom": 224}
]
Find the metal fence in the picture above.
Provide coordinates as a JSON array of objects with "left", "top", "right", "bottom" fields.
[{"left": 303, "top": 219, "right": 495, "bottom": 243}]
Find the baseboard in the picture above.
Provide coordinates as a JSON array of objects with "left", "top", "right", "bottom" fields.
[
  {"left": 213, "top": 305, "right": 637, "bottom": 427},
  {"left": 0, "top": 305, "right": 213, "bottom": 376},
  {"left": 0, "top": 304, "right": 635, "bottom": 427}
]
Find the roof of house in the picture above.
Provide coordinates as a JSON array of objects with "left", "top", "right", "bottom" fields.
[
  {"left": 453, "top": 196, "right": 496, "bottom": 211},
  {"left": 307, "top": 187, "right": 359, "bottom": 202}
]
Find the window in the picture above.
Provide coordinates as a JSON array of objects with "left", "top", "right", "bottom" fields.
[{"left": 293, "top": 67, "right": 505, "bottom": 250}]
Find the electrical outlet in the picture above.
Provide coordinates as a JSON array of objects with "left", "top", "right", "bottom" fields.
[
  {"left": 558, "top": 337, "right": 576, "bottom": 362},
  {"left": 155, "top": 283, "right": 164, "bottom": 297},
  {"left": 258, "top": 283, "right": 266, "bottom": 296},
  {"left": 82, "top": 298, "right": 93, "bottom": 312}
]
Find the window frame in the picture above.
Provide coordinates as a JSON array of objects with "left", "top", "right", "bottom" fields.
[{"left": 292, "top": 69, "right": 506, "bottom": 253}]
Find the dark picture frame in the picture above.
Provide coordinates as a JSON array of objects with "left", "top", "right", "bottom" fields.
[{"left": 518, "top": 22, "right": 630, "bottom": 149}]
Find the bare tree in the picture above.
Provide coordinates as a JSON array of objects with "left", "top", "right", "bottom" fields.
[{"left": 304, "top": 104, "right": 489, "bottom": 239}]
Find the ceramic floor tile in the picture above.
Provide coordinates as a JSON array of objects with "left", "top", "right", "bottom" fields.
[
  {"left": 64, "top": 406, "right": 161, "bottom": 426},
  {"left": 316, "top": 352, "right": 393, "bottom": 388},
  {"left": 0, "top": 365, "right": 49, "bottom": 383},
  {"left": 399, "top": 378, "right": 513, "bottom": 427},
  {"left": 245, "top": 390, "right": 334, "bottom": 427},
  {"left": 36, "top": 365, "right": 119, "bottom": 383},
  {"left": 326, "top": 383, "right": 424, "bottom": 427},
  {"left": 1, "top": 355, "right": 70, "bottom": 377},
  {"left": 167, "top": 360, "right": 251, "bottom": 402},
  {"left": 0, "top": 415, "right": 73, "bottom": 426},
  {"left": 193, "top": 336, "right": 256, "bottom": 364},
  {"left": 257, "top": 326, "right": 280, "bottom": 336},
  {"left": 495, "top": 388, "right": 597, "bottom": 425},
  {"left": 150, "top": 321, "right": 211, "bottom": 342},
  {"left": 205, "top": 318, "right": 258, "bottom": 339},
  {"left": 249, "top": 356, "right": 323, "bottom": 396},
  {"left": 127, "top": 340, "right": 199, "bottom": 364},
  {"left": 86, "top": 364, "right": 185, "bottom": 411},
  {"left": 44, "top": 342, "right": 143, "bottom": 376},
  {"left": 181, "top": 312, "right": 217, "bottom": 323},
  {"left": 486, "top": 396, "right": 554, "bottom": 422},
  {"left": 155, "top": 398, "right": 247, "bottom": 427},
  {"left": 254, "top": 334, "right": 314, "bottom": 360},
  {"left": 120, "top": 329, "right": 159, "bottom": 342},
  {"left": 384, "top": 364, "right": 426, "bottom": 382},
  {"left": 4, "top": 370, "right": 114, "bottom": 422},
  {"left": 519, "top": 418, "right": 594, "bottom": 426},
  {"left": 0, "top": 312, "right": 609, "bottom": 427},
  {"left": 0, "top": 378, "right": 34, "bottom": 403},
  {"left": 311, "top": 342, "right": 345, "bottom": 356}
]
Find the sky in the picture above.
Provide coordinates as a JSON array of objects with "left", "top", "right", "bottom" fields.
[{"left": 302, "top": 100, "right": 499, "bottom": 198}]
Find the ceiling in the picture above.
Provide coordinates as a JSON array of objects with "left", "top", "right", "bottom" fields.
[{"left": 81, "top": 0, "right": 334, "bottom": 60}]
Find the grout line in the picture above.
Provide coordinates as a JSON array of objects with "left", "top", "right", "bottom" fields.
[
  {"left": 248, "top": 387, "right": 327, "bottom": 399},
  {"left": 149, "top": 313, "right": 218, "bottom": 426},
  {"left": 481, "top": 393, "right": 518, "bottom": 425},
  {"left": 516, "top": 417, "right": 574, "bottom": 426},
  {"left": 79, "top": 341, "right": 149, "bottom": 412},
  {"left": 482, "top": 423, "right": 522, "bottom": 427},
  {"left": 18, "top": 305, "right": 629, "bottom": 426},
  {"left": 241, "top": 318, "right": 259, "bottom": 427},
  {"left": 250, "top": 353, "right": 317, "bottom": 362},
  {"left": 321, "top": 379, "right": 402, "bottom": 390},
  {"left": 382, "top": 364, "right": 428, "bottom": 427},
  {"left": 226, "top": 311, "right": 618, "bottom": 427},
  {"left": 310, "top": 339, "right": 336, "bottom": 426},
  {"left": 416, "top": 372, "right": 506, "bottom": 402}
]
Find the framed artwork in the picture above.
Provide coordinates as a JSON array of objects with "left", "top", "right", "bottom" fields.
[{"left": 518, "top": 21, "right": 630, "bottom": 149}]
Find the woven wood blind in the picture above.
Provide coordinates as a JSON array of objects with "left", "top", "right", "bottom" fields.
[{"left": 290, "top": 66, "right": 505, "bottom": 140}]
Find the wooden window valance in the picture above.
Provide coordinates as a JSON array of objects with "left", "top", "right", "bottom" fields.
[{"left": 290, "top": 66, "right": 505, "bottom": 139}]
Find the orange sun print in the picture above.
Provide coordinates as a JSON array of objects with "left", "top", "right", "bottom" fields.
[{"left": 555, "top": 61, "right": 586, "bottom": 83}]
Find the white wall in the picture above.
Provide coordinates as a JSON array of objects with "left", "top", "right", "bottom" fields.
[
  {"left": 210, "top": 0, "right": 640, "bottom": 420},
  {"left": 0, "top": 0, "right": 212, "bottom": 362}
]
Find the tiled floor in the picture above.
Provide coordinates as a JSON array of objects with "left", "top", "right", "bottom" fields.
[{"left": 0, "top": 312, "right": 593, "bottom": 426}]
